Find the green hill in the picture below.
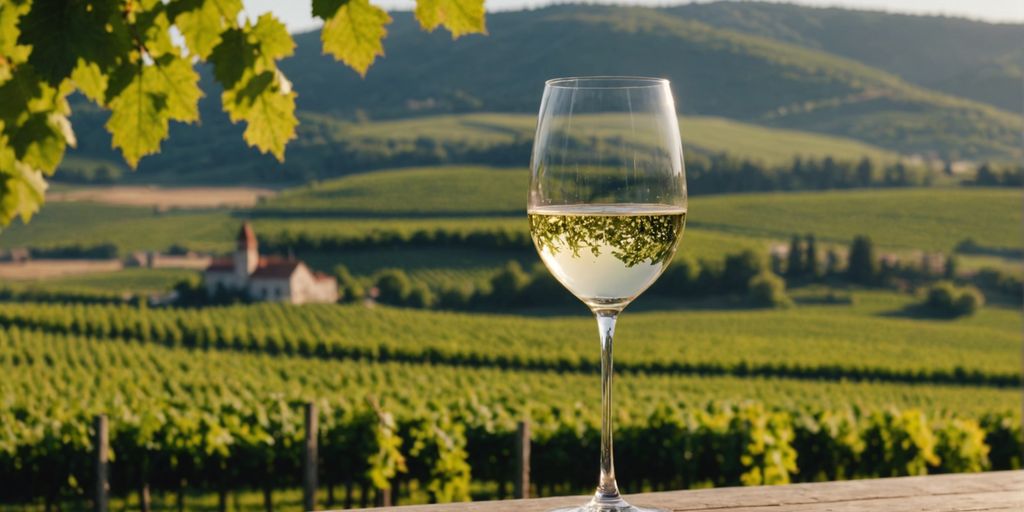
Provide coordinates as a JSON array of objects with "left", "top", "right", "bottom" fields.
[
  {"left": 672, "top": 2, "right": 1024, "bottom": 113},
  {"left": 62, "top": 5, "right": 1021, "bottom": 186}
]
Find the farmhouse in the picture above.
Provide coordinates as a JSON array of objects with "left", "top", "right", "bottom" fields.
[{"left": 204, "top": 223, "right": 338, "bottom": 304}]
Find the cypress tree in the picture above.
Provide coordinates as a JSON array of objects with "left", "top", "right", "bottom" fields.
[
  {"left": 847, "top": 235, "right": 877, "bottom": 284},
  {"left": 786, "top": 235, "right": 804, "bottom": 278},
  {"left": 804, "top": 234, "right": 819, "bottom": 277}
]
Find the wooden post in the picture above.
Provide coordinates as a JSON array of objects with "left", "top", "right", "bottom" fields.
[
  {"left": 514, "top": 421, "right": 530, "bottom": 499},
  {"left": 303, "top": 403, "right": 318, "bottom": 511},
  {"left": 94, "top": 415, "right": 109, "bottom": 512}
]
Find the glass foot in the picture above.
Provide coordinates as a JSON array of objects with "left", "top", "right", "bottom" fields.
[{"left": 549, "top": 496, "right": 666, "bottom": 512}]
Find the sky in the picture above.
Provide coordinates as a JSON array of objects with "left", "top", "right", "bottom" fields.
[{"left": 244, "top": 0, "right": 1024, "bottom": 33}]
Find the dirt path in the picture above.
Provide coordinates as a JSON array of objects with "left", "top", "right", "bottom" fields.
[
  {"left": 48, "top": 186, "right": 277, "bottom": 209},
  {"left": 0, "top": 259, "right": 123, "bottom": 280}
]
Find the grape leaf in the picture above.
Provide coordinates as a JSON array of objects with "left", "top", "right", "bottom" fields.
[
  {"left": 9, "top": 113, "right": 72, "bottom": 174},
  {"left": 152, "top": 54, "right": 202, "bottom": 123},
  {"left": 414, "top": 0, "right": 487, "bottom": 39},
  {"left": 320, "top": 0, "right": 391, "bottom": 76},
  {"left": 173, "top": 0, "right": 243, "bottom": 59},
  {"left": 0, "top": 161, "right": 47, "bottom": 225},
  {"left": 250, "top": 13, "right": 294, "bottom": 63},
  {"left": 221, "top": 70, "right": 297, "bottom": 161},
  {"left": 209, "top": 28, "right": 254, "bottom": 89},
  {"left": 106, "top": 64, "right": 171, "bottom": 168},
  {"left": 71, "top": 60, "right": 108, "bottom": 105},
  {"left": 0, "top": 124, "right": 46, "bottom": 225},
  {"left": 0, "top": 0, "right": 31, "bottom": 83},
  {"left": 17, "top": 0, "right": 129, "bottom": 85}
]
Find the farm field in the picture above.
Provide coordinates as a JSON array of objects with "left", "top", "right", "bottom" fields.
[
  {"left": 300, "top": 113, "right": 901, "bottom": 165},
  {"left": 47, "top": 186, "right": 277, "bottom": 209},
  {"left": 0, "top": 259, "right": 122, "bottom": 280},
  {"left": 3, "top": 290, "right": 1018, "bottom": 383},
  {"left": 5, "top": 171, "right": 1017, "bottom": 259},
  {"left": 0, "top": 203, "right": 239, "bottom": 254},
  {"left": 3, "top": 327, "right": 1017, "bottom": 423},
  {"left": 689, "top": 188, "right": 1021, "bottom": 252},
  {"left": 22, "top": 268, "right": 197, "bottom": 293}
]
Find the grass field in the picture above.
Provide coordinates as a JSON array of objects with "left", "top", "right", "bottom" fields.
[
  {"left": 3, "top": 176, "right": 1016, "bottom": 290},
  {"left": 322, "top": 113, "right": 900, "bottom": 165},
  {"left": 258, "top": 166, "right": 525, "bottom": 216},
  {"left": 31, "top": 268, "right": 196, "bottom": 293},
  {"left": 689, "top": 187, "right": 1021, "bottom": 252},
  {"left": 0, "top": 203, "right": 238, "bottom": 254}
]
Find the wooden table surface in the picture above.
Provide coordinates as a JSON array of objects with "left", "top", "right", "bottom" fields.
[{"left": 342, "top": 471, "right": 1023, "bottom": 512}]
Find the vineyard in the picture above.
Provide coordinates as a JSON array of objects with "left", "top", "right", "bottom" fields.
[
  {"left": 0, "top": 295, "right": 1018, "bottom": 386},
  {"left": 1, "top": 173, "right": 1021, "bottom": 509},
  {"left": 1, "top": 326, "right": 1020, "bottom": 508}
]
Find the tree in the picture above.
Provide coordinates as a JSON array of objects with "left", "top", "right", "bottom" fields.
[
  {"left": 856, "top": 157, "right": 874, "bottom": 186},
  {"left": 847, "top": 235, "right": 877, "bottom": 284},
  {"left": 804, "top": 234, "right": 819, "bottom": 277},
  {"left": 825, "top": 248, "right": 842, "bottom": 276},
  {"left": 723, "top": 249, "right": 765, "bottom": 292},
  {"left": 748, "top": 272, "right": 792, "bottom": 308},
  {"left": 943, "top": 256, "right": 958, "bottom": 280},
  {"left": 0, "top": 0, "right": 486, "bottom": 227},
  {"left": 786, "top": 235, "right": 803, "bottom": 279}
]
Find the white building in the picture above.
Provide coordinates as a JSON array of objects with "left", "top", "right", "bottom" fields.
[{"left": 204, "top": 223, "right": 338, "bottom": 304}]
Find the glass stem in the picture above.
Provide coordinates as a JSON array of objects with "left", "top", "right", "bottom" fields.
[{"left": 594, "top": 310, "right": 621, "bottom": 503}]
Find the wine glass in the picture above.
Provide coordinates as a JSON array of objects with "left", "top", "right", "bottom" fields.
[{"left": 528, "top": 77, "right": 687, "bottom": 512}]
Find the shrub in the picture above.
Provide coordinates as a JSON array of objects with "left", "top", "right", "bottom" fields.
[
  {"left": 924, "top": 281, "right": 985, "bottom": 317},
  {"left": 724, "top": 250, "right": 766, "bottom": 292},
  {"left": 747, "top": 272, "right": 792, "bottom": 308},
  {"left": 334, "top": 265, "right": 366, "bottom": 303},
  {"left": 375, "top": 269, "right": 413, "bottom": 305},
  {"left": 487, "top": 261, "right": 531, "bottom": 305},
  {"left": 438, "top": 284, "right": 475, "bottom": 310},
  {"left": 407, "top": 285, "right": 437, "bottom": 309}
]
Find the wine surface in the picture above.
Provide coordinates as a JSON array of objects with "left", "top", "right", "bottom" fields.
[{"left": 528, "top": 204, "right": 686, "bottom": 310}]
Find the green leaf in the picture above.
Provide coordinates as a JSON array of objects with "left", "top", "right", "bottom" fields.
[
  {"left": 152, "top": 54, "right": 202, "bottom": 123},
  {"left": 249, "top": 13, "right": 295, "bottom": 63},
  {"left": 0, "top": 160, "right": 47, "bottom": 226},
  {"left": 106, "top": 64, "right": 171, "bottom": 168},
  {"left": 71, "top": 60, "right": 108, "bottom": 105},
  {"left": 221, "top": 70, "right": 297, "bottom": 161},
  {"left": 0, "top": 124, "right": 47, "bottom": 226},
  {"left": 17, "top": 0, "right": 130, "bottom": 85},
  {"left": 9, "top": 113, "right": 71, "bottom": 173},
  {"left": 137, "top": 8, "right": 177, "bottom": 58},
  {"left": 320, "top": 0, "right": 391, "bottom": 76},
  {"left": 173, "top": 0, "right": 243, "bottom": 59},
  {"left": 414, "top": 0, "right": 486, "bottom": 39},
  {"left": 209, "top": 28, "right": 254, "bottom": 89},
  {"left": 0, "top": 0, "right": 31, "bottom": 83}
]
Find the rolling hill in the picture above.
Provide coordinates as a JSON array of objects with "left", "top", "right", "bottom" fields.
[
  {"left": 61, "top": 4, "right": 1022, "bottom": 186},
  {"left": 670, "top": 1, "right": 1024, "bottom": 113}
]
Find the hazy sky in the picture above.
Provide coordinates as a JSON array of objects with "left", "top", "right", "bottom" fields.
[{"left": 244, "top": 0, "right": 1024, "bottom": 33}]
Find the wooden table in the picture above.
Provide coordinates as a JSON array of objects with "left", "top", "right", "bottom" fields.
[{"left": 343, "top": 471, "right": 1023, "bottom": 511}]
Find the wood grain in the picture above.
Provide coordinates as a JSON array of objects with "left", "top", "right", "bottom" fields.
[{"left": 336, "top": 471, "right": 1024, "bottom": 512}]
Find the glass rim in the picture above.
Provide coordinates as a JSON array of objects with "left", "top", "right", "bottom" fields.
[{"left": 544, "top": 76, "right": 669, "bottom": 90}]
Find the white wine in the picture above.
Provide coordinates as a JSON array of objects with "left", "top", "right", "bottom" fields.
[{"left": 528, "top": 204, "right": 686, "bottom": 310}]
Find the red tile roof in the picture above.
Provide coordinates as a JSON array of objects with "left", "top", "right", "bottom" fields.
[
  {"left": 312, "top": 271, "right": 335, "bottom": 282},
  {"left": 206, "top": 258, "right": 235, "bottom": 272},
  {"left": 250, "top": 257, "right": 300, "bottom": 279}
]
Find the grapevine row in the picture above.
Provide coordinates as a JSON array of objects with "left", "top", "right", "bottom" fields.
[
  {"left": 0, "top": 327, "right": 1020, "bottom": 507},
  {"left": 0, "top": 301, "right": 1017, "bottom": 387}
]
